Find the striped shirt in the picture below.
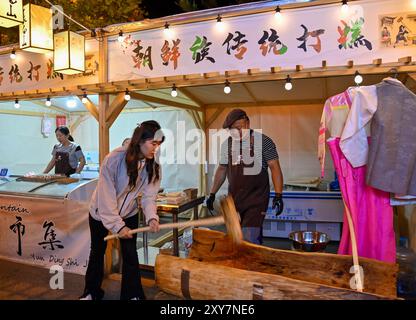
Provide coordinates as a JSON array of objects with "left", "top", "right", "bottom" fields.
[{"left": 219, "top": 130, "right": 279, "bottom": 171}]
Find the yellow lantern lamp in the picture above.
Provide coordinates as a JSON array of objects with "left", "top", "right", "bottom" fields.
[
  {"left": 0, "top": 0, "right": 23, "bottom": 28},
  {"left": 19, "top": 3, "right": 53, "bottom": 54},
  {"left": 53, "top": 30, "right": 85, "bottom": 75}
]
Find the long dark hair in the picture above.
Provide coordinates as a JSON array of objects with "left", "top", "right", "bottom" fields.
[
  {"left": 55, "top": 126, "right": 74, "bottom": 142},
  {"left": 126, "top": 120, "right": 164, "bottom": 187}
]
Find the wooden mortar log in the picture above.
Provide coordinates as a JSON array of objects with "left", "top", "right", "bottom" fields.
[
  {"left": 188, "top": 228, "right": 398, "bottom": 298},
  {"left": 155, "top": 254, "right": 397, "bottom": 300}
]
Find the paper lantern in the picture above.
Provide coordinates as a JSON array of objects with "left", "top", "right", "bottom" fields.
[
  {"left": 19, "top": 4, "right": 53, "bottom": 54},
  {"left": 0, "top": 0, "right": 23, "bottom": 28},
  {"left": 53, "top": 30, "right": 85, "bottom": 75}
]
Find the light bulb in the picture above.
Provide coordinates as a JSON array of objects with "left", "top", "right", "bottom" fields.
[
  {"left": 341, "top": 0, "right": 349, "bottom": 13},
  {"left": 274, "top": 6, "right": 282, "bottom": 20},
  {"left": 224, "top": 81, "right": 231, "bottom": 94},
  {"left": 81, "top": 94, "right": 88, "bottom": 104},
  {"left": 171, "top": 85, "right": 177, "bottom": 97},
  {"left": 285, "top": 75, "right": 293, "bottom": 91},
  {"left": 215, "top": 14, "right": 225, "bottom": 32},
  {"left": 10, "top": 49, "right": 16, "bottom": 60},
  {"left": 45, "top": 97, "right": 51, "bottom": 107},
  {"left": 118, "top": 30, "right": 124, "bottom": 43},
  {"left": 124, "top": 90, "right": 131, "bottom": 101},
  {"left": 14, "top": 99, "right": 20, "bottom": 109},
  {"left": 67, "top": 99, "right": 77, "bottom": 108},
  {"left": 354, "top": 71, "right": 363, "bottom": 85},
  {"left": 163, "top": 22, "right": 173, "bottom": 38}
]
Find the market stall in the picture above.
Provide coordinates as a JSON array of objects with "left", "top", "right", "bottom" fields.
[{"left": 1, "top": 0, "right": 416, "bottom": 298}]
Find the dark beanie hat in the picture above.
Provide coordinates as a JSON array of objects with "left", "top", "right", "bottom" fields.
[{"left": 222, "top": 109, "right": 248, "bottom": 129}]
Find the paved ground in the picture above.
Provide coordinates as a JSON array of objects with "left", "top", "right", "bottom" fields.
[{"left": 0, "top": 259, "right": 163, "bottom": 300}]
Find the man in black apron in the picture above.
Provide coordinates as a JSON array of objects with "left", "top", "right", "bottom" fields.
[{"left": 207, "top": 109, "right": 284, "bottom": 244}]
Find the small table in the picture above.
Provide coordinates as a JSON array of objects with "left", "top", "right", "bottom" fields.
[{"left": 140, "top": 196, "right": 205, "bottom": 265}]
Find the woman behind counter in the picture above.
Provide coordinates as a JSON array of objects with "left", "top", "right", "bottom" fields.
[{"left": 43, "top": 126, "right": 86, "bottom": 177}]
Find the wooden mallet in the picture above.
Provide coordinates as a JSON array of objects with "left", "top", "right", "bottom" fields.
[{"left": 104, "top": 195, "right": 243, "bottom": 245}]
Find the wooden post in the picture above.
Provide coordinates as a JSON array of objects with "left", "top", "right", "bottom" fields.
[{"left": 97, "top": 32, "right": 114, "bottom": 275}]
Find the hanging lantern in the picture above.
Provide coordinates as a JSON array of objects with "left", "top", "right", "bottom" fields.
[
  {"left": 19, "top": 4, "right": 53, "bottom": 53},
  {"left": 53, "top": 30, "right": 85, "bottom": 75},
  {"left": 0, "top": 0, "right": 23, "bottom": 28}
]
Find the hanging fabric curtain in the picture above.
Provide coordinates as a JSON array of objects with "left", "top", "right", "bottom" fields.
[
  {"left": 53, "top": 30, "right": 85, "bottom": 75},
  {"left": 19, "top": 3, "right": 53, "bottom": 54},
  {"left": 0, "top": 0, "right": 23, "bottom": 28}
]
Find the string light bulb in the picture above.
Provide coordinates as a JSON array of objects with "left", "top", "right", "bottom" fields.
[
  {"left": 14, "top": 99, "right": 20, "bottom": 109},
  {"left": 285, "top": 75, "right": 293, "bottom": 91},
  {"left": 45, "top": 96, "right": 51, "bottom": 107},
  {"left": 163, "top": 22, "right": 173, "bottom": 38},
  {"left": 215, "top": 14, "right": 225, "bottom": 32},
  {"left": 274, "top": 6, "right": 282, "bottom": 20},
  {"left": 224, "top": 80, "right": 231, "bottom": 94},
  {"left": 81, "top": 92, "right": 88, "bottom": 104},
  {"left": 171, "top": 84, "right": 178, "bottom": 97},
  {"left": 354, "top": 71, "right": 363, "bottom": 85},
  {"left": 10, "top": 49, "right": 16, "bottom": 60},
  {"left": 118, "top": 30, "right": 124, "bottom": 43},
  {"left": 124, "top": 89, "right": 131, "bottom": 101},
  {"left": 67, "top": 99, "right": 77, "bottom": 108},
  {"left": 341, "top": 0, "right": 349, "bottom": 13}
]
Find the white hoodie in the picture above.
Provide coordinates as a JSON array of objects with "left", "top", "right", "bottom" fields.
[{"left": 89, "top": 147, "right": 160, "bottom": 234}]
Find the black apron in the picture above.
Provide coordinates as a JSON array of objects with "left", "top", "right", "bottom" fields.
[
  {"left": 226, "top": 130, "right": 270, "bottom": 228},
  {"left": 55, "top": 151, "right": 75, "bottom": 177}
]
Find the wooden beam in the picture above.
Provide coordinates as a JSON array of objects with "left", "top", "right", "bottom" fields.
[
  {"left": 98, "top": 94, "right": 110, "bottom": 163},
  {"left": 177, "top": 87, "right": 204, "bottom": 107},
  {"left": 399, "top": 56, "right": 412, "bottom": 64},
  {"left": 77, "top": 96, "right": 99, "bottom": 121},
  {"left": 242, "top": 82, "right": 258, "bottom": 103},
  {"left": 205, "top": 99, "right": 325, "bottom": 110},
  {"left": 105, "top": 92, "right": 128, "bottom": 126},
  {"left": 407, "top": 72, "right": 416, "bottom": 84},
  {"left": 225, "top": 70, "right": 239, "bottom": 77},
  {"left": 2, "top": 61, "right": 416, "bottom": 101},
  {"left": 187, "top": 110, "right": 203, "bottom": 130},
  {"left": 0, "top": 109, "right": 59, "bottom": 118},
  {"left": 206, "top": 107, "right": 225, "bottom": 128},
  {"left": 373, "top": 58, "right": 382, "bottom": 66},
  {"left": 69, "top": 114, "right": 88, "bottom": 133},
  {"left": 31, "top": 100, "right": 69, "bottom": 115},
  {"left": 322, "top": 78, "right": 328, "bottom": 99},
  {"left": 248, "top": 68, "right": 261, "bottom": 75},
  {"left": 129, "top": 91, "right": 200, "bottom": 111},
  {"left": 270, "top": 66, "right": 281, "bottom": 73}
]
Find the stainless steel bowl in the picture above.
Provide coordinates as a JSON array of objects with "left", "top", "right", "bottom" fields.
[{"left": 289, "top": 231, "right": 330, "bottom": 252}]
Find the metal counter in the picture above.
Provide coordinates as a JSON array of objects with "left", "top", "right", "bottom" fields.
[{"left": 0, "top": 178, "right": 97, "bottom": 275}]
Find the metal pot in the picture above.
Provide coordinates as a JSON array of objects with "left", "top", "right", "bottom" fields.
[{"left": 289, "top": 231, "right": 330, "bottom": 252}]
